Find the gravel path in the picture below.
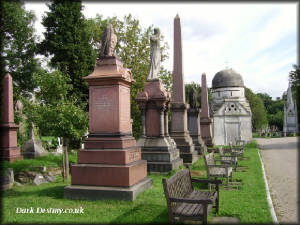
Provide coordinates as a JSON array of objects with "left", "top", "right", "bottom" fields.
[{"left": 256, "top": 137, "right": 298, "bottom": 224}]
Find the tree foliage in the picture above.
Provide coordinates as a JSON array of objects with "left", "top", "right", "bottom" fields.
[
  {"left": 86, "top": 14, "right": 171, "bottom": 138},
  {"left": 245, "top": 87, "right": 268, "bottom": 131},
  {"left": 0, "top": 0, "right": 40, "bottom": 121},
  {"left": 39, "top": 0, "right": 97, "bottom": 103},
  {"left": 23, "top": 70, "right": 88, "bottom": 147}
]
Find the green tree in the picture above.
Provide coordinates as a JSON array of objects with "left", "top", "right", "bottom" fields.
[
  {"left": 23, "top": 70, "right": 88, "bottom": 148},
  {"left": 0, "top": 1, "right": 40, "bottom": 120},
  {"left": 245, "top": 87, "right": 268, "bottom": 131},
  {"left": 185, "top": 82, "right": 202, "bottom": 107},
  {"left": 39, "top": 0, "right": 97, "bottom": 103},
  {"left": 86, "top": 14, "right": 171, "bottom": 138},
  {"left": 257, "top": 92, "right": 285, "bottom": 130}
]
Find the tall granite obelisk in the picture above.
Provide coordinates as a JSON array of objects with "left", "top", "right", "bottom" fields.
[
  {"left": 0, "top": 73, "right": 23, "bottom": 162},
  {"left": 200, "top": 73, "right": 214, "bottom": 146},
  {"left": 170, "top": 15, "right": 198, "bottom": 164}
]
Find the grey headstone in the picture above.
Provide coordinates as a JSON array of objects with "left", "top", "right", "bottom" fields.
[
  {"left": 22, "top": 138, "right": 48, "bottom": 158},
  {"left": 33, "top": 174, "right": 48, "bottom": 186}
]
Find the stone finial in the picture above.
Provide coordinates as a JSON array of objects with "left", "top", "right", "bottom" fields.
[
  {"left": 201, "top": 73, "right": 209, "bottom": 118},
  {"left": 172, "top": 14, "right": 185, "bottom": 103},
  {"left": 100, "top": 24, "right": 117, "bottom": 57},
  {"left": 2, "top": 73, "right": 14, "bottom": 123},
  {"left": 147, "top": 28, "right": 161, "bottom": 81}
]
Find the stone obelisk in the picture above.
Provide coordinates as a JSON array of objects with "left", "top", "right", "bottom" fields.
[
  {"left": 200, "top": 73, "right": 214, "bottom": 146},
  {"left": 64, "top": 24, "right": 152, "bottom": 201},
  {"left": 0, "top": 73, "right": 23, "bottom": 162},
  {"left": 170, "top": 15, "right": 198, "bottom": 164}
]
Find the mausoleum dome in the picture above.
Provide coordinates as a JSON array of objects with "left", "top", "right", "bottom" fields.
[{"left": 212, "top": 69, "right": 244, "bottom": 89}]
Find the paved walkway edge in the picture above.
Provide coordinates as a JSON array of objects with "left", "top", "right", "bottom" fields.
[{"left": 258, "top": 150, "right": 279, "bottom": 224}]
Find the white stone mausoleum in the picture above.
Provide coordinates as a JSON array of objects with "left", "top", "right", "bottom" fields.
[{"left": 211, "top": 69, "right": 252, "bottom": 145}]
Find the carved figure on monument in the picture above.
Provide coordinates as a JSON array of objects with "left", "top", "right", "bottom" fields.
[
  {"left": 99, "top": 24, "right": 117, "bottom": 57},
  {"left": 189, "top": 87, "right": 198, "bottom": 109},
  {"left": 147, "top": 28, "right": 161, "bottom": 80}
]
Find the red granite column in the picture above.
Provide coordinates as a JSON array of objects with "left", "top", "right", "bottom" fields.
[
  {"left": 170, "top": 14, "right": 198, "bottom": 164},
  {"left": 200, "top": 73, "right": 214, "bottom": 146},
  {"left": 64, "top": 56, "right": 152, "bottom": 201},
  {"left": 0, "top": 73, "right": 23, "bottom": 162}
]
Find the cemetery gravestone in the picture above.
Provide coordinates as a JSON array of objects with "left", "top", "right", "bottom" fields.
[
  {"left": 0, "top": 73, "right": 23, "bottom": 162},
  {"left": 64, "top": 24, "right": 152, "bottom": 201},
  {"left": 170, "top": 15, "right": 198, "bottom": 164},
  {"left": 187, "top": 88, "right": 207, "bottom": 154},
  {"left": 22, "top": 126, "right": 48, "bottom": 158},
  {"left": 200, "top": 73, "right": 214, "bottom": 147},
  {"left": 136, "top": 28, "right": 183, "bottom": 173}
]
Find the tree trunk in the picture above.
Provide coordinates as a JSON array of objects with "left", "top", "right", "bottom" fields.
[{"left": 62, "top": 137, "right": 69, "bottom": 181}]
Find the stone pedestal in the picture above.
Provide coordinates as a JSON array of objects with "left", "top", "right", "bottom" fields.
[
  {"left": 136, "top": 79, "right": 183, "bottom": 173},
  {"left": 64, "top": 56, "right": 152, "bottom": 201},
  {"left": 187, "top": 108, "right": 206, "bottom": 154},
  {"left": 200, "top": 73, "right": 214, "bottom": 147},
  {"left": 169, "top": 15, "right": 198, "bottom": 164},
  {"left": 0, "top": 73, "right": 23, "bottom": 162}
]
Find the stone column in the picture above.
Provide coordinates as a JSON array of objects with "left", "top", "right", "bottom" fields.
[
  {"left": 188, "top": 108, "right": 207, "bottom": 155},
  {"left": 200, "top": 73, "right": 214, "bottom": 147},
  {"left": 136, "top": 79, "right": 183, "bottom": 173},
  {"left": 164, "top": 107, "right": 169, "bottom": 136},
  {"left": 0, "top": 73, "right": 23, "bottom": 162},
  {"left": 64, "top": 56, "right": 152, "bottom": 201},
  {"left": 159, "top": 105, "right": 165, "bottom": 137},
  {"left": 170, "top": 14, "right": 198, "bottom": 164}
]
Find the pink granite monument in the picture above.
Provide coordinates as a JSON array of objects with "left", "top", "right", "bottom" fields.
[
  {"left": 0, "top": 73, "right": 23, "bottom": 162},
  {"left": 64, "top": 24, "right": 152, "bottom": 201},
  {"left": 170, "top": 15, "right": 198, "bottom": 164},
  {"left": 200, "top": 73, "right": 214, "bottom": 147},
  {"left": 136, "top": 28, "right": 183, "bottom": 172}
]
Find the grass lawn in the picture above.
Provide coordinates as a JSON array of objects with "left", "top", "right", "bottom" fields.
[{"left": 2, "top": 141, "right": 272, "bottom": 224}]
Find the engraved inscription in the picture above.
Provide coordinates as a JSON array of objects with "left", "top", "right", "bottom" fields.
[
  {"left": 95, "top": 96, "right": 112, "bottom": 110},
  {"left": 129, "top": 150, "right": 140, "bottom": 161}
]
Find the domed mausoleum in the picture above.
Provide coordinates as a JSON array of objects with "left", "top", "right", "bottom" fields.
[{"left": 211, "top": 68, "right": 252, "bottom": 145}]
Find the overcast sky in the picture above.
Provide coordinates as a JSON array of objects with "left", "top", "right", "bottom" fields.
[{"left": 25, "top": 2, "right": 298, "bottom": 99}]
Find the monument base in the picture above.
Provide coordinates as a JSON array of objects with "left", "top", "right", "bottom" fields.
[
  {"left": 190, "top": 134, "right": 207, "bottom": 155},
  {"left": 0, "top": 147, "right": 23, "bottom": 162},
  {"left": 170, "top": 131, "right": 198, "bottom": 164},
  {"left": 64, "top": 177, "right": 153, "bottom": 201},
  {"left": 137, "top": 137, "right": 183, "bottom": 173}
]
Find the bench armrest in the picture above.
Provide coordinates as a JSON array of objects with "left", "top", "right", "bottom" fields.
[
  {"left": 191, "top": 178, "right": 222, "bottom": 184},
  {"left": 169, "top": 197, "right": 213, "bottom": 204}
]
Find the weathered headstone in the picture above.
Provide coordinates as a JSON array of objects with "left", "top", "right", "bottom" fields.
[
  {"left": 136, "top": 28, "right": 183, "bottom": 173},
  {"left": 0, "top": 73, "right": 23, "bottom": 162},
  {"left": 283, "top": 82, "right": 298, "bottom": 136},
  {"left": 22, "top": 126, "right": 48, "bottom": 158},
  {"left": 200, "top": 73, "right": 214, "bottom": 147},
  {"left": 64, "top": 24, "right": 152, "bottom": 201},
  {"left": 170, "top": 15, "right": 198, "bottom": 164},
  {"left": 33, "top": 174, "right": 48, "bottom": 186},
  {"left": 187, "top": 88, "right": 207, "bottom": 154}
]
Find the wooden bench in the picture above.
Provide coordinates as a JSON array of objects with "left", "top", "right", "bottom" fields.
[
  {"left": 218, "top": 147, "right": 238, "bottom": 170},
  {"left": 162, "top": 169, "right": 222, "bottom": 224},
  {"left": 204, "top": 153, "right": 233, "bottom": 188}
]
